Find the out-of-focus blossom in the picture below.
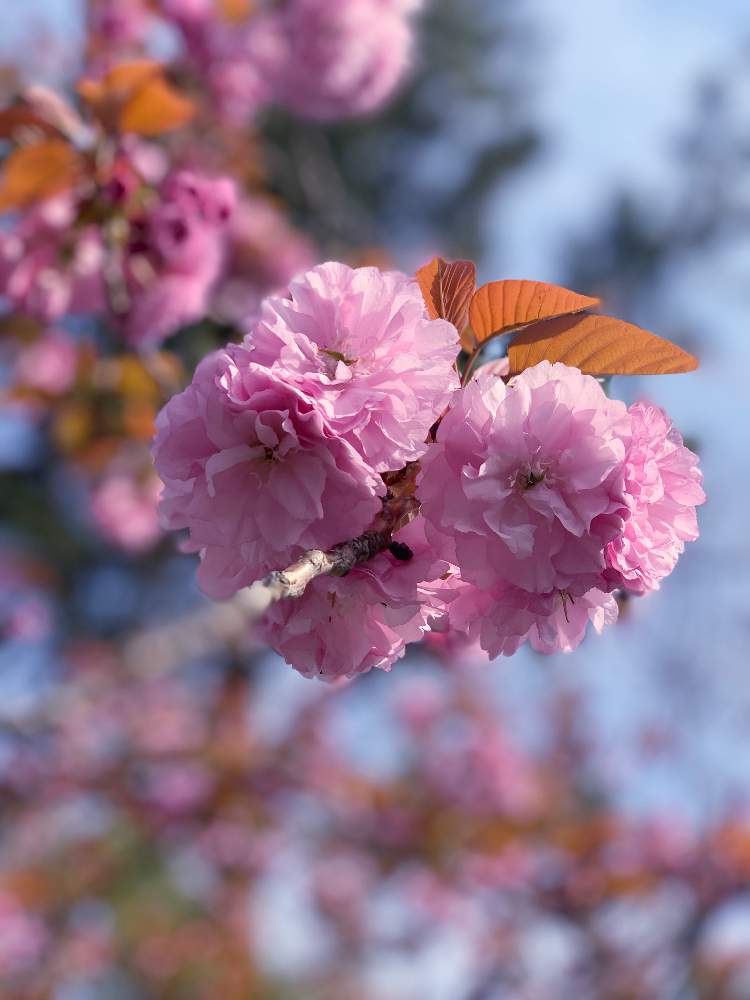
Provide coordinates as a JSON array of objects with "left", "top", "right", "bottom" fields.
[
  {"left": 248, "top": 262, "right": 460, "bottom": 471},
  {"left": 0, "top": 195, "right": 106, "bottom": 322},
  {"left": 163, "top": 0, "right": 422, "bottom": 123},
  {"left": 269, "top": 0, "right": 425, "bottom": 121},
  {"left": 311, "top": 849, "right": 376, "bottom": 923},
  {"left": 13, "top": 329, "right": 78, "bottom": 396},
  {"left": 213, "top": 195, "right": 317, "bottom": 327},
  {"left": 0, "top": 893, "right": 48, "bottom": 979},
  {"left": 424, "top": 721, "right": 541, "bottom": 818},
  {"left": 606, "top": 400, "right": 705, "bottom": 594},
  {"left": 90, "top": 470, "right": 163, "bottom": 553},
  {"left": 0, "top": 553, "right": 53, "bottom": 642},
  {"left": 121, "top": 171, "right": 236, "bottom": 348},
  {"left": 140, "top": 761, "right": 214, "bottom": 816},
  {"left": 167, "top": 3, "right": 282, "bottom": 124},
  {"left": 153, "top": 344, "right": 383, "bottom": 599},
  {"left": 88, "top": 0, "right": 151, "bottom": 54}
]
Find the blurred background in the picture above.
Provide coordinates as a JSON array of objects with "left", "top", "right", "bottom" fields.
[{"left": 0, "top": 1, "right": 748, "bottom": 997}]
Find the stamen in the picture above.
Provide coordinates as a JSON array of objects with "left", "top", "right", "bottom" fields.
[
  {"left": 320, "top": 348, "right": 357, "bottom": 366},
  {"left": 559, "top": 589, "right": 575, "bottom": 623},
  {"left": 521, "top": 470, "right": 545, "bottom": 490}
]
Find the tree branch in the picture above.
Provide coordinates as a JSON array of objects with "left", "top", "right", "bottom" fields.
[
  {"left": 237, "top": 491, "right": 420, "bottom": 620},
  {"left": 122, "top": 486, "right": 420, "bottom": 676}
]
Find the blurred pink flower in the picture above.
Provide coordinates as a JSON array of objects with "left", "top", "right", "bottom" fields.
[
  {"left": 270, "top": 0, "right": 424, "bottom": 120},
  {"left": 140, "top": 762, "right": 214, "bottom": 815},
  {"left": 89, "top": 0, "right": 150, "bottom": 51},
  {"left": 311, "top": 849, "right": 376, "bottom": 920},
  {"left": 90, "top": 472, "right": 163, "bottom": 553},
  {"left": 13, "top": 329, "right": 78, "bottom": 396},
  {"left": 0, "top": 195, "right": 106, "bottom": 322},
  {"left": 153, "top": 345, "right": 384, "bottom": 599},
  {"left": 0, "top": 893, "right": 48, "bottom": 979},
  {"left": 605, "top": 401, "right": 705, "bottom": 594},
  {"left": 0, "top": 553, "right": 53, "bottom": 642},
  {"left": 213, "top": 195, "right": 317, "bottom": 327},
  {"left": 424, "top": 722, "right": 541, "bottom": 818},
  {"left": 122, "top": 171, "right": 235, "bottom": 348},
  {"left": 167, "top": 3, "right": 282, "bottom": 124},
  {"left": 248, "top": 262, "right": 459, "bottom": 471},
  {"left": 393, "top": 677, "right": 450, "bottom": 731}
]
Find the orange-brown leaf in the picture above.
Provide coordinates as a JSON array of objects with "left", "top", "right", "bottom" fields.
[
  {"left": 470, "top": 280, "right": 599, "bottom": 347},
  {"left": 0, "top": 105, "right": 61, "bottom": 141},
  {"left": 78, "top": 61, "right": 161, "bottom": 108},
  {"left": 415, "top": 257, "right": 476, "bottom": 348},
  {"left": 119, "top": 75, "right": 196, "bottom": 136},
  {"left": 0, "top": 140, "right": 81, "bottom": 212},
  {"left": 217, "top": 0, "right": 253, "bottom": 21},
  {"left": 440, "top": 260, "right": 476, "bottom": 344},
  {"left": 416, "top": 257, "right": 442, "bottom": 320},
  {"left": 507, "top": 312, "right": 699, "bottom": 376}
]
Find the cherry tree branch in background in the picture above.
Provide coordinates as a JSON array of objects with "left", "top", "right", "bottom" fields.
[{"left": 124, "top": 477, "right": 420, "bottom": 676}]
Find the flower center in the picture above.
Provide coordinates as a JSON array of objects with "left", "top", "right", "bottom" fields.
[
  {"left": 519, "top": 468, "right": 545, "bottom": 490},
  {"left": 319, "top": 347, "right": 357, "bottom": 374}
]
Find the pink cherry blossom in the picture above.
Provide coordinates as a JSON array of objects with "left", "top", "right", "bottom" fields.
[
  {"left": 0, "top": 195, "right": 106, "bottom": 322},
  {"left": 605, "top": 401, "right": 705, "bottom": 594},
  {"left": 153, "top": 344, "right": 384, "bottom": 599},
  {"left": 0, "top": 893, "right": 48, "bottom": 978},
  {"left": 419, "top": 362, "right": 632, "bottom": 597},
  {"left": 121, "top": 171, "right": 235, "bottom": 348},
  {"left": 259, "top": 517, "right": 454, "bottom": 680},
  {"left": 0, "top": 553, "right": 53, "bottom": 643},
  {"left": 423, "top": 719, "right": 542, "bottom": 818},
  {"left": 447, "top": 581, "right": 555, "bottom": 658},
  {"left": 160, "top": 0, "right": 212, "bottom": 20},
  {"left": 88, "top": 0, "right": 150, "bottom": 69},
  {"left": 450, "top": 583, "right": 618, "bottom": 658},
  {"left": 90, "top": 472, "right": 163, "bottom": 554},
  {"left": 212, "top": 195, "right": 317, "bottom": 327},
  {"left": 247, "top": 262, "right": 460, "bottom": 471},
  {"left": 13, "top": 329, "right": 77, "bottom": 396},
  {"left": 526, "top": 587, "right": 619, "bottom": 654},
  {"left": 167, "top": 4, "right": 282, "bottom": 124},
  {"left": 269, "top": 0, "right": 424, "bottom": 120}
]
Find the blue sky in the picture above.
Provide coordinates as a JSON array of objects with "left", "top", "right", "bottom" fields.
[{"left": 491, "top": 0, "right": 750, "bottom": 279}]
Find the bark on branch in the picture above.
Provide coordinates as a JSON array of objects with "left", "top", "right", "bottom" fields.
[{"left": 237, "top": 492, "right": 420, "bottom": 621}]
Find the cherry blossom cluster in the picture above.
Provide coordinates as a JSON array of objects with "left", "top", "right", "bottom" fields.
[
  {"left": 91, "top": 0, "right": 425, "bottom": 123},
  {"left": 0, "top": 164, "right": 235, "bottom": 349},
  {"left": 153, "top": 262, "right": 704, "bottom": 679}
]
